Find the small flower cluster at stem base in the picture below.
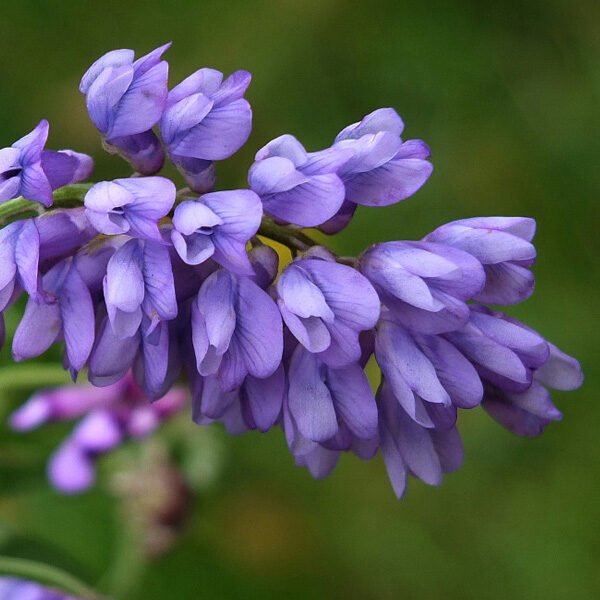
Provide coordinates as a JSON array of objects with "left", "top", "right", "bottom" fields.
[{"left": 2, "top": 43, "right": 582, "bottom": 498}]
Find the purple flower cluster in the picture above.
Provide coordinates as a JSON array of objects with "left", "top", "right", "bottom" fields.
[
  {"left": 11, "top": 372, "right": 185, "bottom": 493},
  {"left": 3, "top": 44, "right": 582, "bottom": 498}
]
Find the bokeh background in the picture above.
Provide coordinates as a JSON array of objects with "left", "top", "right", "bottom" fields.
[{"left": 0, "top": 1, "right": 598, "bottom": 598}]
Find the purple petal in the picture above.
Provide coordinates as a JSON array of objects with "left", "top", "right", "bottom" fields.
[
  {"left": 417, "top": 334, "right": 483, "bottom": 408},
  {"left": 138, "top": 321, "right": 170, "bottom": 399},
  {"left": 193, "top": 270, "right": 236, "bottom": 373},
  {"left": 116, "top": 176, "right": 176, "bottom": 219},
  {"left": 248, "top": 156, "right": 308, "bottom": 195},
  {"left": 161, "top": 92, "right": 214, "bottom": 145},
  {"left": 105, "top": 131, "right": 165, "bottom": 175},
  {"left": 14, "top": 219, "right": 40, "bottom": 299},
  {"left": 243, "top": 364, "right": 285, "bottom": 432},
  {"left": 376, "top": 320, "right": 451, "bottom": 410},
  {"left": 446, "top": 321, "right": 531, "bottom": 389},
  {"left": 169, "top": 98, "right": 252, "bottom": 160},
  {"left": 327, "top": 363, "right": 377, "bottom": 438},
  {"left": 425, "top": 222, "right": 536, "bottom": 264},
  {"left": 167, "top": 68, "right": 223, "bottom": 106},
  {"left": 343, "top": 154, "right": 433, "bottom": 206},
  {"left": 232, "top": 276, "right": 283, "bottom": 378},
  {"left": 19, "top": 162, "right": 53, "bottom": 206},
  {"left": 278, "top": 303, "right": 332, "bottom": 353},
  {"left": 104, "top": 240, "right": 144, "bottom": 337},
  {"left": 88, "top": 318, "right": 140, "bottom": 386},
  {"left": 249, "top": 244, "right": 279, "bottom": 289},
  {"left": 395, "top": 404, "right": 442, "bottom": 485},
  {"left": 12, "top": 120, "right": 48, "bottom": 162},
  {"left": 535, "top": 343, "right": 583, "bottom": 391},
  {"left": 475, "top": 262, "right": 535, "bottom": 305},
  {"left": 212, "top": 70, "right": 252, "bottom": 105},
  {"left": 74, "top": 410, "right": 122, "bottom": 452},
  {"left": 288, "top": 347, "right": 337, "bottom": 442},
  {"left": 302, "top": 259, "right": 381, "bottom": 330},
  {"left": 108, "top": 61, "right": 169, "bottom": 138},
  {"left": 41, "top": 150, "right": 93, "bottom": 189},
  {"left": 79, "top": 48, "right": 134, "bottom": 93},
  {"left": 261, "top": 173, "right": 346, "bottom": 227},
  {"left": 277, "top": 264, "right": 334, "bottom": 320},
  {"left": 141, "top": 241, "right": 177, "bottom": 322},
  {"left": 171, "top": 155, "right": 215, "bottom": 193},
  {"left": 60, "top": 266, "right": 95, "bottom": 371},
  {"left": 86, "top": 64, "right": 134, "bottom": 134},
  {"left": 335, "top": 108, "right": 405, "bottom": 142},
  {"left": 254, "top": 134, "right": 307, "bottom": 165},
  {"left": 12, "top": 298, "right": 60, "bottom": 361},
  {"left": 318, "top": 200, "right": 358, "bottom": 234},
  {"left": 48, "top": 441, "right": 95, "bottom": 494}
]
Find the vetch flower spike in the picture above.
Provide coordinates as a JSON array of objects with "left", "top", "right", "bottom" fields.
[{"left": 0, "top": 43, "right": 584, "bottom": 500}]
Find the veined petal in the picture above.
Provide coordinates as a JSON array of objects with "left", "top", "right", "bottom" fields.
[
  {"left": 109, "top": 61, "right": 169, "bottom": 138},
  {"left": 277, "top": 264, "right": 334, "bottom": 320},
  {"left": 60, "top": 266, "right": 95, "bottom": 371},
  {"left": 170, "top": 98, "right": 252, "bottom": 160},
  {"left": 288, "top": 347, "right": 337, "bottom": 442},
  {"left": 261, "top": 173, "right": 345, "bottom": 227},
  {"left": 234, "top": 276, "right": 283, "bottom": 378},
  {"left": 327, "top": 363, "right": 377, "bottom": 439},
  {"left": 12, "top": 298, "right": 60, "bottom": 361}
]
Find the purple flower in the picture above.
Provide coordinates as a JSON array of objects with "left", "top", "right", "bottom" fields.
[
  {"left": 11, "top": 373, "right": 186, "bottom": 493},
  {"left": 103, "top": 129, "right": 166, "bottom": 176},
  {"left": 277, "top": 257, "right": 380, "bottom": 367},
  {"left": 445, "top": 306, "right": 550, "bottom": 394},
  {"left": 377, "top": 381, "right": 463, "bottom": 499},
  {"left": 321, "top": 108, "right": 433, "bottom": 233},
  {"left": 80, "top": 44, "right": 170, "bottom": 174},
  {"left": 451, "top": 309, "right": 584, "bottom": 437},
  {"left": 0, "top": 209, "right": 97, "bottom": 310},
  {"left": 280, "top": 345, "right": 379, "bottom": 480},
  {"left": 103, "top": 237, "right": 177, "bottom": 338},
  {"left": 424, "top": 216, "right": 537, "bottom": 304},
  {"left": 171, "top": 190, "right": 262, "bottom": 274},
  {"left": 359, "top": 241, "right": 484, "bottom": 333},
  {"left": 12, "top": 257, "right": 95, "bottom": 373},
  {"left": 286, "top": 345, "right": 378, "bottom": 443},
  {"left": 192, "top": 269, "right": 283, "bottom": 391},
  {"left": 0, "top": 576, "right": 77, "bottom": 599},
  {"left": 0, "top": 120, "right": 93, "bottom": 205},
  {"left": 0, "top": 219, "right": 41, "bottom": 308},
  {"left": 84, "top": 176, "right": 176, "bottom": 241},
  {"left": 193, "top": 364, "right": 285, "bottom": 434},
  {"left": 160, "top": 68, "right": 252, "bottom": 191},
  {"left": 248, "top": 135, "right": 351, "bottom": 227},
  {"left": 375, "top": 315, "right": 482, "bottom": 428}
]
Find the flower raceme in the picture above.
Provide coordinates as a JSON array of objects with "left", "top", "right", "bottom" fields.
[{"left": 1, "top": 43, "right": 583, "bottom": 499}]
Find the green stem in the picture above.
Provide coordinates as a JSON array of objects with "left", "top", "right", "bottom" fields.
[
  {"left": 258, "top": 218, "right": 318, "bottom": 251},
  {"left": 0, "top": 183, "right": 322, "bottom": 254},
  {"left": 0, "top": 556, "right": 102, "bottom": 599},
  {"left": 0, "top": 184, "right": 92, "bottom": 227}
]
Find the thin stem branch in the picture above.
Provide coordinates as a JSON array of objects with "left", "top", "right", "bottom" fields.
[
  {"left": 0, "top": 556, "right": 102, "bottom": 599},
  {"left": 0, "top": 184, "right": 334, "bottom": 260},
  {"left": 0, "top": 184, "right": 93, "bottom": 227},
  {"left": 257, "top": 218, "right": 318, "bottom": 251}
]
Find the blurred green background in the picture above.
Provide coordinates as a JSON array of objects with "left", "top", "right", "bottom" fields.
[{"left": 0, "top": 1, "right": 598, "bottom": 598}]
